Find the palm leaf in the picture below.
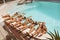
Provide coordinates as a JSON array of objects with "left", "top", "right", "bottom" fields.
[
  {"left": 47, "top": 32, "right": 54, "bottom": 40},
  {"left": 48, "top": 30, "right": 60, "bottom": 40}
]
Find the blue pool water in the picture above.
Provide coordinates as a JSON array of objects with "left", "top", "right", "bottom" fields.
[{"left": 7, "top": 2, "right": 60, "bottom": 33}]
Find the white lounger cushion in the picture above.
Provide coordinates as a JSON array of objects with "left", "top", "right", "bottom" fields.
[{"left": 35, "top": 33, "right": 52, "bottom": 39}]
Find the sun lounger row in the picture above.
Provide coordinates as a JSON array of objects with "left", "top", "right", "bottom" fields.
[{"left": 2, "top": 12, "right": 47, "bottom": 40}]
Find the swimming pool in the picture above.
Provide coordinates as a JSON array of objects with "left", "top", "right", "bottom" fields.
[{"left": 6, "top": 2, "right": 60, "bottom": 33}]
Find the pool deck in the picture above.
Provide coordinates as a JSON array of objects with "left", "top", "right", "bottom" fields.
[
  {"left": 0, "top": 1, "right": 17, "bottom": 16},
  {"left": 0, "top": 1, "right": 52, "bottom": 40},
  {"left": 0, "top": 1, "right": 16, "bottom": 40}
]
